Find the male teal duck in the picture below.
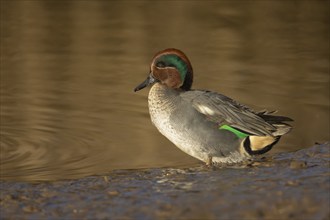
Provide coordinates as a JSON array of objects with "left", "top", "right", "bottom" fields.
[{"left": 134, "top": 48, "right": 293, "bottom": 165}]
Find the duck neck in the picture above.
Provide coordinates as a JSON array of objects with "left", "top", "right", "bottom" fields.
[{"left": 148, "top": 83, "right": 181, "bottom": 109}]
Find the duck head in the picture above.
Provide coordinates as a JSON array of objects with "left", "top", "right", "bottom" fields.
[{"left": 134, "top": 48, "right": 193, "bottom": 92}]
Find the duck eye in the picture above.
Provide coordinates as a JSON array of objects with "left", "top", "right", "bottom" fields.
[{"left": 156, "top": 61, "right": 166, "bottom": 68}]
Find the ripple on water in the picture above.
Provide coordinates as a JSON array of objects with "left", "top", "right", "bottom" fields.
[{"left": 1, "top": 0, "right": 329, "bottom": 181}]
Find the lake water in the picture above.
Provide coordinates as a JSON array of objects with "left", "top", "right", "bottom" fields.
[{"left": 1, "top": 1, "right": 329, "bottom": 181}]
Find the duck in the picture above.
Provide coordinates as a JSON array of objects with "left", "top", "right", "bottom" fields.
[{"left": 134, "top": 48, "right": 293, "bottom": 165}]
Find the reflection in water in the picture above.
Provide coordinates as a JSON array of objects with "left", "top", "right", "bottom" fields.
[{"left": 1, "top": 1, "right": 329, "bottom": 181}]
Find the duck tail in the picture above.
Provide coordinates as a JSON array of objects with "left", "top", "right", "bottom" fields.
[
  {"left": 242, "top": 113, "right": 293, "bottom": 155},
  {"left": 257, "top": 112, "right": 293, "bottom": 136},
  {"left": 272, "top": 124, "right": 292, "bottom": 136}
]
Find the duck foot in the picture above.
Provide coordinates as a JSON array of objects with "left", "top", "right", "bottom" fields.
[{"left": 205, "top": 156, "right": 215, "bottom": 169}]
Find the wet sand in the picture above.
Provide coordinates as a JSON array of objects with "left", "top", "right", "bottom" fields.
[{"left": 1, "top": 143, "right": 329, "bottom": 220}]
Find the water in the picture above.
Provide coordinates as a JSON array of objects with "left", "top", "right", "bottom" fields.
[{"left": 1, "top": 1, "right": 329, "bottom": 181}]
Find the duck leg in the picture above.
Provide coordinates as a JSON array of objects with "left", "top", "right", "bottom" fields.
[{"left": 206, "top": 155, "right": 214, "bottom": 167}]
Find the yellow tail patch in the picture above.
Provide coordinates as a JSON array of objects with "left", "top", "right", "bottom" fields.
[
  {"left": 249, "top": 136, "right": 276, "bottom": 151},
  {"left": 240, "top": 135, "right": 279, "bottom": 156}
]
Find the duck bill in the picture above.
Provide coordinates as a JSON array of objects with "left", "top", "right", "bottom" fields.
[{"left": 134, "top": 74, "right": 157, "bottom": 92}]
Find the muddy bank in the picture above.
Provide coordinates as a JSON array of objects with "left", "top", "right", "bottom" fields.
[{"left": 1, "top": 143, "right": 329, "bottom": 220}]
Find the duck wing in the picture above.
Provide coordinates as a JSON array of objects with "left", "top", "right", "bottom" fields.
[{"left": 180, "top": 90, "right": 283, "bottom": 136}]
